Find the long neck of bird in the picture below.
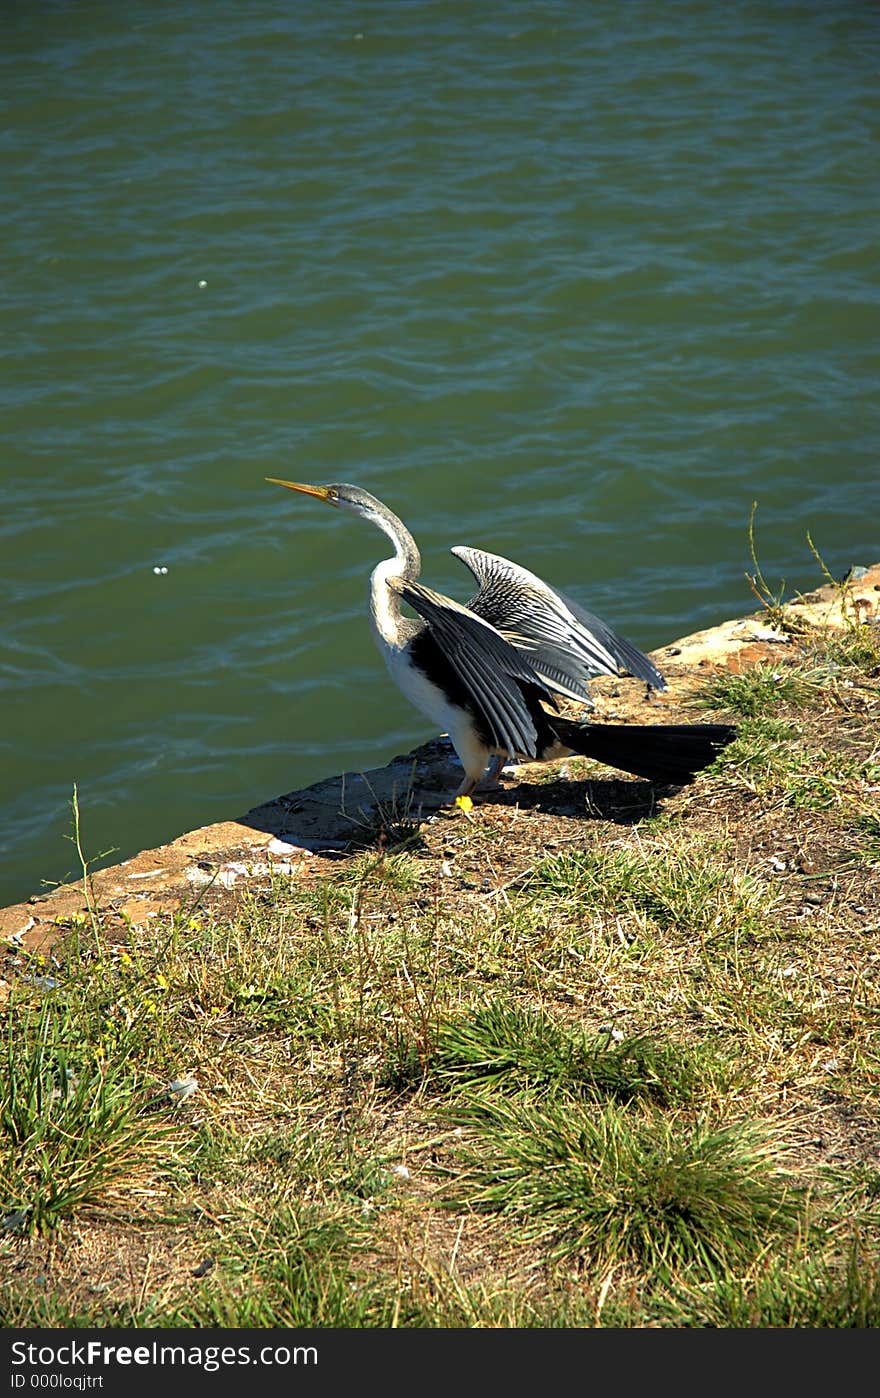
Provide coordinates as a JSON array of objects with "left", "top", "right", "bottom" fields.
[{"left": 368, "top": 506, "right": 422, "bottom": 650}]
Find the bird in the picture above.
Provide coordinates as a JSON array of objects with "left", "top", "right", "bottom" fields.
[{"left": 266, "top": 479, "right": 737, "bottom": 798}]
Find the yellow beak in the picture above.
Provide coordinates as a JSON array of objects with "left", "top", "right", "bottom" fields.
[{"left": 265, "top": 478, "right": 333, "bottom": 502}]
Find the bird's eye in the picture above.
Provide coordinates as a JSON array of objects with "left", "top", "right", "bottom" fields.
[{"left": 327, "top": 487, "right": 337, "bottom": 500}]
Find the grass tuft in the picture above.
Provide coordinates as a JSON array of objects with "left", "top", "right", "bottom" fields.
[
  {"left": 429, "top": 1003, "right": 725, "bottom": 1109},
  {"left": 446, "top": 1099, "right": 802, "bottom": 1276},
  {"left": 693, "top": 664, "right": 829, "bottom": 718},
  {"left": 1, "top": 993, "right": 183, "bottom": 1238}
]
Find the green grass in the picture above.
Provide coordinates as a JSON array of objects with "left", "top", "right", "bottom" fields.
[
  {"left": 445, "top": 1099, "right": 802, "bottom": 1276},
  {"left": 693, "top": 664, "right": 830, "bottom": 718},
  {"left": 528, "top": 838, "right": 778, "bottom": 944},
  {"left": 697, "top": 702, "right": 879, "bottom": 816},
  {"left": 821, "top": 626, "right": 880, "bottom": 675},
  {"left": 852, "top": 811, "right": 880, "bottom": 867},
  {"left": 424, "top": 1002, "right": 730, "bottom": 1108},
  {"left": 651, "top": 1249, "right": 880, "bottom": 1328},
  {"left": 178, "top": 1203, "right": 385, "bottom": 1328},
  {"left": 351, "top": 850, "right": 426, "bottom": 892},
  {"left": 1, "top": 991, "right": 186, "bottom": 1237}
]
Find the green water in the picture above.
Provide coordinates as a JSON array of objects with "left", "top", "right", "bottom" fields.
[{"left": 2, "top": 1, "right": 879, "bottom": 907}]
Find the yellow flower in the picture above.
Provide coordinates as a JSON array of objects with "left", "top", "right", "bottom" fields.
[
  {"left": 454, "top": 794, "right": 474, "bottom": 813},
  {"left": 155, "top": 972, "right": 169, "bottom": 991}
]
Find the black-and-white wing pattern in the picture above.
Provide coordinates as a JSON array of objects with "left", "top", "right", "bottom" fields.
[
  {"left": 451, "top": 546, "right": 666, "bottom": 702},
  {"left": 387, "top": 575, "right": 551, "bottom": 760}
]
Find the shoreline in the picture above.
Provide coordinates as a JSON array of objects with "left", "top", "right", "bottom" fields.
[{"left": 2, "top": 562, "right": 878, "bottom": 963}]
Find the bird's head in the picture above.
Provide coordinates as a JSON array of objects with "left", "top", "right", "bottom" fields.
[{"left": 266, "top": 479, "right": 394, "bottom": 528}]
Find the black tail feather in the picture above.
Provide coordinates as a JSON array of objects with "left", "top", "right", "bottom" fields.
[{"left": 548, "top": 718, "right": 738, "bottom": 785}]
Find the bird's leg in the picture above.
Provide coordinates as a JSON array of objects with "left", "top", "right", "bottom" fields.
[
  {"left": 478, "top": 753, "right": 508, "bottom": 789},
  {"left": 450, "top": 754, "right": 509, "bottom": 803}
]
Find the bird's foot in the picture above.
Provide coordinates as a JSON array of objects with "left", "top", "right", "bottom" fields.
[{"left": 475, "top": 754, "right": 511, "bottom": 791}]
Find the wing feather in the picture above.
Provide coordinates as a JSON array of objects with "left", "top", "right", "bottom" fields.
[
  {"left": 452, "top": 546, "right": 666, "bottom": 697},
  {"left": 388, "top": 576, "right": 549, "bottom": 759}
]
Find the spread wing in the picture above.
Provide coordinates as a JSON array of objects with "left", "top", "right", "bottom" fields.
[
  {"left": 451, "top": 546, "right": 666, "bottom": 702},
  {"left": 387, "top": 576, "right": 552, "bottom": 760}
]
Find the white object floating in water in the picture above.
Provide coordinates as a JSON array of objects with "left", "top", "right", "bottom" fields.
[
  {"left": 152, "top": 565, "right": 169, "bottom": 575},
  {"left": 198, "top": 280, "right": 207, "bottom": 288}
]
